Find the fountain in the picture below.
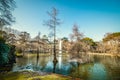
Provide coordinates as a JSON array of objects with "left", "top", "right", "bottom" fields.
[
  {"left": 58, "top": 39, "right": 62, "bottom": 69},
  {"left": 59, "top": 39, "right": 62, "bottom": 55}
]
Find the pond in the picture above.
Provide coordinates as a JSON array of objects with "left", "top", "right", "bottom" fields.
[{"left": 12, "top": 53, "right": 120, "bottom": 80}]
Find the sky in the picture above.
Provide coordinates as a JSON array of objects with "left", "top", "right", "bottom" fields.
[{"left": 11, "top": 0, "right": 120, "bottom": 41}]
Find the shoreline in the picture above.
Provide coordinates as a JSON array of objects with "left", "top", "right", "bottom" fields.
[{"left": 88, "top": 52, "right": 120, "bottom": 57}]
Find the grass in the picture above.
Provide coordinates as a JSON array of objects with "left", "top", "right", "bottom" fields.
[
  {"left": 0, "top": 71, "right": 72, "bottom": 80},
  {"left": 16, "top": 52, "right": 23, "bottom": 57},
  {"left": 28, "top": 74, "right": 71, "bottom": 80}
]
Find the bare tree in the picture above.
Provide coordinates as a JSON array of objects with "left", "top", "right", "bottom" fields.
[
  {"left": 44, "top": 7, "right": 61, "bottom": 62},
  {"left": 69, "top": 24, "right": 85, "bottom": 58},
  {"left": 35, "top": 32, "right": 41, "bottom": 42},
  {"left": 7, "top": 33, "right": 16, "bottom": 44},
  {"left": 19, "top": 31, "right": 30, "bottom": 54},
  {"left": 0, "top": 0, "right": 16, "bottom": 32},
  {"left": 70, "top": 24, "right": 83, "bottom": 42}
]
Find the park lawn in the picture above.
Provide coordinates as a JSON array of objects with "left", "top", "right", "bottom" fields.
[{"left": 0, "top": 71, "right": 72, "bottom": 80}]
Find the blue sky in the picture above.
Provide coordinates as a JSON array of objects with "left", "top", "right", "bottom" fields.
[{"left": 11, "top": 0, "right": 120, "bottom": 41}]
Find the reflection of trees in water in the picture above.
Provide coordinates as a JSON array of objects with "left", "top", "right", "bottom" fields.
[
  {"left": 69, "top": 56, "right": 120, "bottom": 79},
  {"left": 93, "top": 55, "right": 102, "bottom": 62},
  {"left": 101, "top": 56, "right": 120, "bottom": 80},
  {"left": 70, "top": 63, "right": 94, "bottom": 79},
  {"left": 37, "top": 56, "right": 51, "bottom": 70},
  {"left": 15, "top": 54, "right": 120, "bottom": 79},
  {"left": 18, "top": 54, "right": 50, "bottom": 70},
  {"left": 53, "top": 60, "right": 57, "bottom": 73},
  {"left": 36, "top": 48, "right": 39, "bottom": 66},
  {"left": 60, "top": 56, "right": 69, "bottom": 64},
  {"left": 53, "top": 56, "right": 68, "bottom": 73},
  {"left": 16, "top": 57, "right": 28, "bottom": 66}
]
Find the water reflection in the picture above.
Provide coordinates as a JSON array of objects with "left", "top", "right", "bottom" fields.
[
  {"left": 12, "top": 53, "right": 120, "bottom": 80},
  {"left": 36, "top": 48, "right": 39, "bottom": 66},
  {"left": 53, "top": 60, "right": 57, "bottom": 73},
  {"left": 58, "top": 55, "right": 62, "bottom": 69}
]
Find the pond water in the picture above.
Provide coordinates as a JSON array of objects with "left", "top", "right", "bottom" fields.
[{"left": 12, "top": 53, "right": 120, "bottom": 80}]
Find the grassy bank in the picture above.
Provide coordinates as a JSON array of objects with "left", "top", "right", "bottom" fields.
[
  {"left": 16, "top": 53, "right": 70, "bottom": 57},
  {"left": 88, "top": 52, "right": 120, "bottom": 57},
  {"left": 16, "top": 53, "right": 51, "bottom": 57},
  {"left": 0, "top": 71, "right": 74, "bottom": 80}
]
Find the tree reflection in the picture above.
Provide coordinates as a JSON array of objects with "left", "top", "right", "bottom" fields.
[
  {"left": 101, "top": 56, "right": 120, "bottom": 80},
  {"left": 70, "top": 62, "right": 93, "bottom": 79},
  {"left": 36, "top": 48, "right": 39, "bottom": 66},
  {"left": 53, "top": 60, "right": 57, "bottom": 73}
]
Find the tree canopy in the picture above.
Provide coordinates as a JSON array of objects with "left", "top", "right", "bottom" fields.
[
  {"left": 82, "top": 37, "right": 94, "bottom": 45},
  {"left": 103, "top": 32, "right": 120, "bottom": 42}
]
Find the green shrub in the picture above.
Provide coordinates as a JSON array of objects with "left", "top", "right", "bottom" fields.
[{"left": 0, "top": 43, "right": 10, "bottom": 65}]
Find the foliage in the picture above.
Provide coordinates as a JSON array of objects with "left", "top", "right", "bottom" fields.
[
  {"left": 0, "top": 36, "right": 5, "bottom": 43},
  {"left": 103, "top": 32, "right": 120, "bottom": 42},
  {"left": 82, "top": 37, "right": 97, "bottom": 52},
  {"left": 62, "top": 37, "right": 68, "bottom": 42},
  {"left": 102, "top": 32, "right": 120, "bottom": 53},
  {"left": 0, "top": 42, "right": 10, "bottom": 65},
  {"left": 0, "top": 0, "right": 16, "bottom": 26},
  {"left": 0, "top": 30, "right": 8, "bottom": 40},
  {"left": 82, "top": 37, "right": 93, "bottom": 45},
  {"left": 0, "top": 36, "right": 16, "bottom": 65},
  {"left": 42, "top": 35, "right": 48, "bottom": 41},
  {"left": 16, "top": 48, "right": 22, "bottom": 53}
]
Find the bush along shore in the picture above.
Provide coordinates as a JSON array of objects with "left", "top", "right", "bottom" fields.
[{"left": 0, "top": 37, "right": 16, "bottom": 72}]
